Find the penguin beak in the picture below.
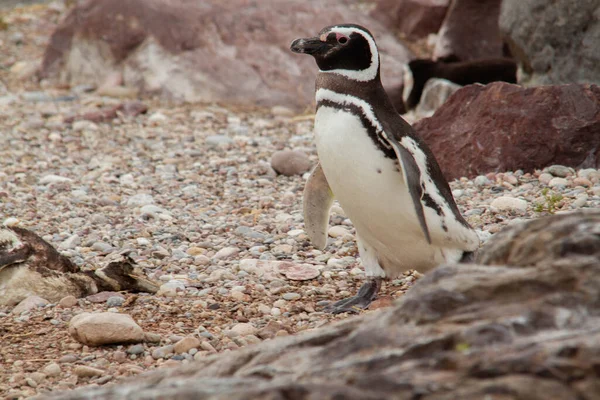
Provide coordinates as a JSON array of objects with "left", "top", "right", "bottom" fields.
[{"left": 290, "top": 37, "right": 329, "bottom": 55}]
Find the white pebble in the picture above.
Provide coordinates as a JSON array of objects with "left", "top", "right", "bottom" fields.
[
  {"left": 3, "top": 217, "right": 20, "bottom": 227},
  {"left": 548, "top": 177, "right": 568, "bottom": 188},
  {"left": 490, "top": 196, "right": 528, "bottom": 213}
]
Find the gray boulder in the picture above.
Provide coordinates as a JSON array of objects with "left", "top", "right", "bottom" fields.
[
  {"left": 500, "top": 0, "right": 600, "bottom": 86},
  {"left": 41, "top": 211, "right": 600, "bottom": 400}
]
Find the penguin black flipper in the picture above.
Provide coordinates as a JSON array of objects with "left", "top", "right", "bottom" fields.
[
  {"left": 378, "top": 114, "right": 479, "bottom": 252},
  {"left": 391, "top": 142, "right": 432, "bottom": 244}
]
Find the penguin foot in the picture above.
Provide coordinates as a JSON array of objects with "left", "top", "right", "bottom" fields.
[{"left": 323, "top": 278, "right": 382, "bottom": 314}]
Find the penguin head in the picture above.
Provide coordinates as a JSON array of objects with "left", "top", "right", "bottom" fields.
[{"left": 290, "top": 24, "right": 380, "bottom": 82}]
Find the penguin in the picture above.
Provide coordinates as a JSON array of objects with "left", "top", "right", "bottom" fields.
[
  {"left": 402, "top": 57, "right": 517, "bottom": 111},
  {"left": 290, "top": 24, "right": 480, "bottom": 313},
  {"left": 0, "top": 226, "right": 159, "bottom": 306}
]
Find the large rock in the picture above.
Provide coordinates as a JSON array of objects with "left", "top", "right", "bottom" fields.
[
  {"left": 371, "top": 0, "right": 450, "bottom": 40},
  {"left": 414, "top": 82, "right": 600, "bottom": 180},
  {"left": 41, "top": 0, "right": 412, "bottom": 109},
  {"left": 42, "top": 211, "right": 600, "bottom": 399},
  {"left": 500, "top": 0, "right": 600, "bottom": 86},
  {"left": 433, "top": 0, "right": 505, "bottom": 61},
  {"left": 69, "top": 312, "right": 146, "bottom": 346}
]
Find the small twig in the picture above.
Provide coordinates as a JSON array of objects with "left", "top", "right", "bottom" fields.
[{"left": 4, "top": 329, "right": 52, "bottom": 340}]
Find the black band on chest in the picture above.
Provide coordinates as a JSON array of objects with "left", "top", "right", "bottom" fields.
[{"left": 317, "top": 99, "right": 396, "bottom": 160}]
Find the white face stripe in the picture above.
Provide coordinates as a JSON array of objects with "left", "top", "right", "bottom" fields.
[
  {"left": 316, "top": 88, "right": 393, "bottom": 151},
  {"left": 319, "top": 26, "right": 379, "bottom": 82},
  {"left": 316, "top": 88, "right": 381, "bottom": 130}
]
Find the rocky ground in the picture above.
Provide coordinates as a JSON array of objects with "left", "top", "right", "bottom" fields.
[{"left": 1, "top": 2, "right": 600, "bottom": 399}]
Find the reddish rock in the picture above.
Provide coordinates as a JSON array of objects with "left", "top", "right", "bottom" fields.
[
  {"left": 414, "top": 82, "right": 600, "bottom": 180},
  {"left": 41, "top": 0, "right": 412, "bottom": 110},
  {"left": 433, "top": 0, "right": 505, "bottom": 61},
  {"left": 277, "top": 262, "right": 320, "bottom": 281},
  {"left": 371, "top": 0, "right": 450, "bottom": 40}
]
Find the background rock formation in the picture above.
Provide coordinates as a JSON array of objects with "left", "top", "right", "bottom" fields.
[
  {"left": 371, "top": 0, "right": 450, "bottom": 41},
  {"left": 433, "top": 0, "right": 505, "bottom": 61},
  {"left": 41, "top": 211, "right": 600, "bottom": 400},
  {"left": 414, "top": 82, "right": 600, "bottom": 180},
  {"left": 40, "top": 0, "right": 412, "bottom": 109},
  {"left": 500, "top": 0, "right": 600, "bottom": 86}
]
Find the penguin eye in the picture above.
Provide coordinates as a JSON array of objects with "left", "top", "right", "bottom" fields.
[{"left": 337, "top": 35, "right": 349, "bottom": 45}]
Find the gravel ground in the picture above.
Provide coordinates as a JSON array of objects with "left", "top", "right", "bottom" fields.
[{"left": 1, "top": 2, "right": 600, "bottom": 399}]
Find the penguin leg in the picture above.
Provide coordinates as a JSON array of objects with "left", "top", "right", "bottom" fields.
[
  {"left": 323, "top": 235, "right": 385, "bottom": 314},
  {"left": 324, "top": 277, "right": 382, "bottom": 314}
]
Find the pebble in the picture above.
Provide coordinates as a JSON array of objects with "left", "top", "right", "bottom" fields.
[
  {"left": 106, "top": 296, "right": 125, "bottom": 307},
  {"left": 548, "top": 177, "right": 569, "bottom": 188},
  {"left": 42, "top": 363, "right": 61, "bottom": 377},
  {"left": 147, "top": 112, "right": 168, "bottom": 125},
  {"left": 546, "top": 165, "right": 573, "bottom": 177},
  {"left": 490, "top": 196, "right": 528, "bottom": 213},
  {"left": 270, "top": 150, "right": 311, "bottom": 176},
  {"left": 573, "top": 177, "right": 592, "bottom": 187},
  {"left": 86, "top": 292, "right": 124, "bottom": 303},
  {"left": 58, "top": 355, "right": 78, "bottom": 363},
  {"left": 328, "top": 226, "right": 351, "bottom": 238},
  {"left": 173, "top": 337, "right": 201, "bottom": 354},
  {"left": 12, "top": 296, "right": 49, "bottom": 315},
  {"left": 212, "top": 247, "right": 239, "bottom": 260},
  {"left": 127, "top": 344, "right": 145, "bottom": 355},
  {"left": 3, "top": 217, "right": 20, "bottom": 227},
  {"left": 572, "top": 195, "right": 588, "bottom": 208},
  {"left": 126, "top": 193, "right": 155, "bottom": 207},
  {"left": 205, "top": 135, "right": 233, "bottom": 147},
  {"left": 152, "top": 345, "right": 174, "bottom": 359},
  {"left": 69, "top": 312, "right": 145, "bottom": 346},
  {"left": 474, "top": 175, "right": 491, "bottom": 186},
  {"left": 230, "top": 323, "right": 257, "bottom": 337},
  {"left": 39, "top": 174, "right": 73, "bottom": 185},
  {"left": 74, "top": 366, "right": 105, "bottom": 378},
  {"left": 58, "top": 295, "right": 78, "bottom": 308},
  {"left": 158, "top": 280, "right": 186, "bottom": 297},
  {"left": 277, "top": 262, "right": 320, "bottom": 281},
  {"left": 538, "top": 173, "right": 553, "bottom": 185},
  {"left": 29, "top": 372, "right": 46, "bottom": 385},
  {"left": 282, "top": 292, "right": 301, "bottom": 301}
]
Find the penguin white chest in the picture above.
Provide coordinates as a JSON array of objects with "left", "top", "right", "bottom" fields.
[
  {"left": 314, "top": 106, "right": 405, "bottom": 211},
  {"left": 313, "top": 106, "right": 451, "bottom": 275}
]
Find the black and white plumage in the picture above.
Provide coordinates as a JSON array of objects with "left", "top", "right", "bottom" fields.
[
  {"left": 0, "top": 226, "right": 159, "bottom": 306},
  {"left": 291, "top": 24, "right": 480, "bottom": 313},
  {"left": 402, "top": 57, "right": 518, "bottom": 111}
]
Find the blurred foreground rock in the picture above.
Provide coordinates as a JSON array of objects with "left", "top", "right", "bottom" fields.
[
  {"left": 42, "top": 211, "right": 600, "bottom": 400},
  {"left": 41, "top": 0, "right": 412, "bottom": 109},
  {"left": 415, "top": 82, "right": 600, "bottom": 180}
]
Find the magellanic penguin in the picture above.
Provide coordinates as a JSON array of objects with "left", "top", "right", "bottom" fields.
[
  {"left": 402, "top": 57, "right": 517, "bottom": 111},
  {"left": 290, "top": 24, "right": 480, "bottom": 313},
  {"left": 0, "top": 226, "right": 159, "bottom": 306}
]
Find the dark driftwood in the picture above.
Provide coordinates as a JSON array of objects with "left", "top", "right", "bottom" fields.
[{"left": 42, "top": 210, "right": 600, "bottom": 400}]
